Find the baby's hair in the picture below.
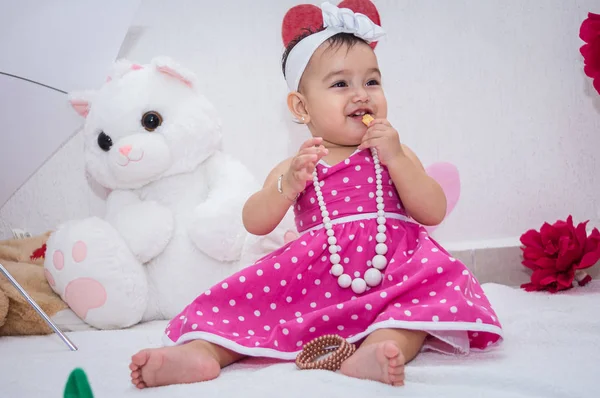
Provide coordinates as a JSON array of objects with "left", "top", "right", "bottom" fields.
[{"left": 281, "top": 28, "right": 368, "bottom": 79}]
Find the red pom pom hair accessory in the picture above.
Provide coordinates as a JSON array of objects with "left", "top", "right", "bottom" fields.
[
  {"left": 579, "top": 12, "right": 600, "bottom": 95},
  {"left": 281, "top": 1, "right": 385, "bottom": 92},
  {"left": 519, "top": 215, "right": 600, "bottom": 293}
]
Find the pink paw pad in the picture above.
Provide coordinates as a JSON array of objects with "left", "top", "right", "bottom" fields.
[
  {"left": 72, "top": 241, "right": 87, "bottom": 263},
  {"left": 53, "top": 250, "right": 64, "bottom": 270},
  {"left": 44, "top": 269, "right": 56, "bottom": 288},
  {"left": 64, "top": 278, "right": 107, "bottom": 320}
]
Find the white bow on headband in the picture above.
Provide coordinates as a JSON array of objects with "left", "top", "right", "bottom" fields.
[
  {"left": 321, "top": 2, "right": 385, "bottom": 42},
  {"left": 284, "top": 2, "right": 385, "bottom": 92}
]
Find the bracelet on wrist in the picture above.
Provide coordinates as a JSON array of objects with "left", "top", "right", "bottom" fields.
[{"left": 277, "top": 174, "right": 300, "bottom": 202}]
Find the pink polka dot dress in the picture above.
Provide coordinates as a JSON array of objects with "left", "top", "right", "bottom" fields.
[{"left": 163, "top": 149, "right": 503, "bottom": 358}]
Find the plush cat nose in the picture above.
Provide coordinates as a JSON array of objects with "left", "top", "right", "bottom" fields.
[{"left": 119, "top": 145, "right": 132, "bottom": 157}]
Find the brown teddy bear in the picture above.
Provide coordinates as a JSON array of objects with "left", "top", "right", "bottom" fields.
[{"left": 0, "top": 232, "right": 68, "bottom": 336}]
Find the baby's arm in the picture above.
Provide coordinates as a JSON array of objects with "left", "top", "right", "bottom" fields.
[
  {"left": 359, "top": 116, "right": 446, "bottom": 226},
  {"left": 242, "top": 137, "right": 328, "bottom": 236},
  {"left": 387, "top": 145, "right": 447, "bottom": 226},
  {"left": 242, "top": 159, "right": 296, "bottom": 236}
]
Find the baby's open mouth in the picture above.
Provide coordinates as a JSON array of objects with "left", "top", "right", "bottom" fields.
[{"left": 348, "top": 109, "right": 373, "bottom": 120}]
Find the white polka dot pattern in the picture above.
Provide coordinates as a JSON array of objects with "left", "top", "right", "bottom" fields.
[{"left": 164, "top": 149, "right": 502, "bottom": 357}]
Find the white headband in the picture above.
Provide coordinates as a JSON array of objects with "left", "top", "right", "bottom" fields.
[{"left": 284, "top": 2, "right": 385, "bottom": 92}]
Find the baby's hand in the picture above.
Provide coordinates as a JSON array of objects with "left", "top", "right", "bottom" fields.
[
  {"left": 358, "top": 118, "right": 405, "bottom": 166},
  {"left": 284, "top": 137, "right": 328, "bottom": 196}
]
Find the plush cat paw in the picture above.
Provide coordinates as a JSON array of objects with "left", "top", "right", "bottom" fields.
[
  {"left": 44, "top": 217, "right": 148, "bottom": 329},
  {"left": 188, "top": 202, "right": 247, "bottom": 262}
]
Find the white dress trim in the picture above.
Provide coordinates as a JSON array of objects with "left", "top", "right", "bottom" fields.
[
  {"left": 303, "top": 212, "right": 417, "bottom": 233},
  {"left": 163, "top": 320, "right": 503, "bottom": 360}
]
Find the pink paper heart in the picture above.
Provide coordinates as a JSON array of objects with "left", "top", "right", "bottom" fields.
[
  {"left": 284, "top": 230, "right": 299, "bottom": 244},
  {"left": 424, "top": 162, "right": 461, "bottom": 233}
]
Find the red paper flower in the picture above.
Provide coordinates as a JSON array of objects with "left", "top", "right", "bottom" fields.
[
  {"left": 30, "top": 243, "right": 47, "bottom": 260},
  {"left": 520, "top": 216, "right": 600, "bottom": 293},
  {"left": 579, "top": 12, "right": 600, "bottom": 95}
]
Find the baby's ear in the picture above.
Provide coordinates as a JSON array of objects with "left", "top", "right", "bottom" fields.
[
  {"left": 151, "top": 56, "right": 197, "bottom": 88},
  {"left": 68, "top": 90, "right": 95, "bottom": 118}
]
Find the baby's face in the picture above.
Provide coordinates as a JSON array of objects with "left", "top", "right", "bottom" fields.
[{"left": 300, "top": 40, "right": 387, "bottom": 147}]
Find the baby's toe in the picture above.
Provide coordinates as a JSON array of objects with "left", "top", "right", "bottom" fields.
[
  {"left": 382, "top": 342, "right": 400, "bottom": 358},
  {"left": 388, "top": 364, "right": 404, "bottom": 375},
  {"left": 389, "top": 368, "right": 405, "bottom": 386},
  {"left": 135, "top": 381, "right": 147, "bottom": 389},
  {"left": 391, "top": 377, "right": 405, "bottom": 387}
]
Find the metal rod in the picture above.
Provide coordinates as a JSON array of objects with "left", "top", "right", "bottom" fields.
[{"left": 0, "top": 262, "right": 77, "bottom": 351}]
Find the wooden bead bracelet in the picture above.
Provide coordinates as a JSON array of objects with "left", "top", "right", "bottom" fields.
[{"left": 295, "top": 334, "right": 356, "bottom": 371}]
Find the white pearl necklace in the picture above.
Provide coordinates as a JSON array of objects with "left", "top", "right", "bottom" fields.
[{"left": 312, "top": 148, "right": 388, "bottom": 295}]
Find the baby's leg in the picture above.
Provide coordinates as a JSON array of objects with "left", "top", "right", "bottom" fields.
[
  {"left": 340, "top": 328, "right": 427, "bottom": 386},
  {"left": 129, "top": 340, "right": 245, "bottom": 389}
]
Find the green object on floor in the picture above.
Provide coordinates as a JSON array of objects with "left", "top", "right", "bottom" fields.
[{"left": 64, "top": 368, "right": 94, "bottom": 398}]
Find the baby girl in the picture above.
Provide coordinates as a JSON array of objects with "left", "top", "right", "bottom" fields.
[{"left": 130, "top": 1, "right": 503, "bottom": 388}]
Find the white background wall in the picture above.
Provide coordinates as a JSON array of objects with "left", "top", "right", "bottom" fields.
[
  {"left": 0, "top": 0, "right": 140, "bottom": 207},
  {"left": 1, "top": 0, "right": 599, "bottom": 249}
]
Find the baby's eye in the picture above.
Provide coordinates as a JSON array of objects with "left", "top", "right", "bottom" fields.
[
  {"left": 366, "top": 79, "right": 380, "bottom": 86},
  {"left": 331, "top": 81, "right": 347, "bottom": 88}
]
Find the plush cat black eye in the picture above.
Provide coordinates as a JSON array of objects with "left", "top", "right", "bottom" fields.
[{"left": 97, "top": 132, "right": 113, "bottom": 152}]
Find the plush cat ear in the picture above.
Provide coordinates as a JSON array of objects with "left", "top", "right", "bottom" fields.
[
  {"left": 424, "top": 162, "right": 461, "bottom": 233},
  {"left": 68, "top": 91, "right": 95, "bottom": 118},
  {"left": 151, "top": 56, "right": 196, "bottom": 88},
  {"left": 104, "top": 58, "right": 144, "bottom": 83}
]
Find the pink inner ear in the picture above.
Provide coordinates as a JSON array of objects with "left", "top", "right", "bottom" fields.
[
  {"left": 156, "top": 65, "right": 193, "bottom": 88},
  {"left": 131, "top": 64, "right": 143, "bottom": 70},
  {"left": 424, "top": 162, "right": 461, "bottom": 233},
  {"left": 70, "top": 99, "right": 90, "bottom": 117}
]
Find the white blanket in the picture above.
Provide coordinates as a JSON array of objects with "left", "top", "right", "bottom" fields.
[{"left": 1, "top": 282, "right": 598, "bottom": 397}]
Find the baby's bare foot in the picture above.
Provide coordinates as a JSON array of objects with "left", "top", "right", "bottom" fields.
[
  {"left": 340, "top": 340, "right": 405, "bottom": 386},
  {"left": 129, "top": 341, "right": 220, "bottom": 389}
]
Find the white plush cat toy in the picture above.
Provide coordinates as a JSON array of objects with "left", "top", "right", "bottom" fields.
[{"left": 43, "top": 57, "right": 261, "bottom": 329}]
